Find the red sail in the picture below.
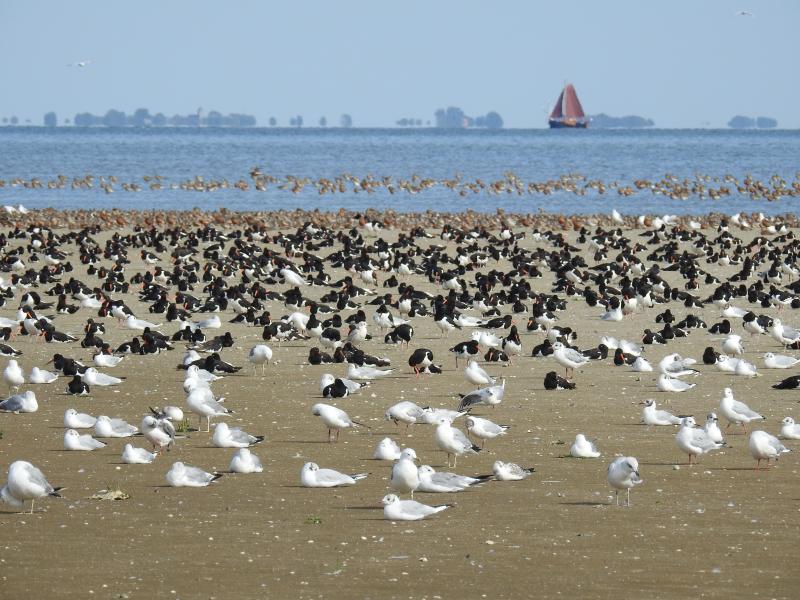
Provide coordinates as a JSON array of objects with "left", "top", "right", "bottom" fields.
[
  {"left": 563, "top": 84, "right": 585, "bottom": 119},
  {"left": 549, "top": 90, "right": 565, "bottom": 120}
]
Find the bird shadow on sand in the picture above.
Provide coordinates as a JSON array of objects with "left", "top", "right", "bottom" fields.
[
  {"left": 272, "top": 439, "right": 335, "bottom": 444},
  {"left": 559, "top": 501, "right": 607, "bottom": 507}
]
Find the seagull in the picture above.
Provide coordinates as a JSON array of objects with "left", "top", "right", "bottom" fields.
[
  {"left": 247, "top": 344, "right": 273, "bottom": 375},
  {"left": 64, "top": 408, "right": 96, "bottom": 429},
  {"left": 229, "top": 448, "right": 263, "bottom": 473},
  {"left": 0, "top": 390, "right": 38, "bottom": 413},
  {"left": 94, "top": 415, "right": 138, "bottom": 438},
  {"left": 390, "top": 448, "right": 420, "bottom": 497},
  {"left": 492, "top": 461, "right": 535, "bottom": 481},
  {"left": 125, "top": 315, "right": 161, "bottom": 330},
  {"left": 734, "top": 359, "right": 759, "bottom": 377},
  {"left": 457, "top": 379, "right": 505, "bottom": 411},
  {"left": 607, "top": 456, "right": 643, "bottom": 507},
  {"left": 373, "top": 437, "right": 403, "bottom": 460},
  {"left": 465, "top": 416, "right": 509, "bottom": 448},
  {"left": 346, "top": 363, "right": 393, "bottom": 380},
  {"left": 381, "top": 493, "right": 451, "bottom": 521},
  {"left": 3, "top": 359, "right": 25, "bottom": 392},
  {"left": 29, "top": 366, "right": 59, "bottom": 384},
  {"left": 641, "top": 399, "right": 684, "bottom": 426},
  {"left": 212, "top": 422, "right": 264, "bottom": 448},
  {"left": 736, "top": 10, "right": 753, "bottom": 17},
  {"left": 551, "top": 341, "right": 589, "bottom": 379},
  {"left": 779, "top": 417, "right": 800, "bottom": 440},
  {"left": 301, "top": 462, "right": 368, "bottom": 487},
  {"left": 67, "top": 60, "right": 92, "bottom": 67},
  {"left": 675, "top": 417, "right": 726, "bottom": 464},
  {"left": 463, "top": 360, "right": 494, "bottom": 386},
  {"left": 166, "top": 462, "right": 223, "bottom": 487},
  {"left": 311, "top": 403, "right": 364, "bottom": 442},
  {"left": 763, "top": 352, "right": 800, "bottom": 369},
  {"left": 416, "top": 465, "right": 486, "bottom": 492},
  {"left": 722, "top": 334, "right": 744, "bottom": 356},
  {"left": 657, "top": 374, "right": 696, "bottom": 393},
  {"left": 435, "top": 417, "right": 481, "bottom": 467},
  {"left": 122, "top": 443, "right": 157, "bottom": 464},
  {"left": 704, "top": 413, "right": 724, "bottom": 443},
  {"left": 719, "top": 387, "right": 765, "bottom": 432},
  {"left": 141, "top": 415, "right": 176, "bottom": 452},
  {"left": 64, "top": 429, "right": 106, "bottom": 451},
  {"left": 0, "top": 460, "right": 63, "bottom": 513},
  {"left": 80, "top": 367, "right": 123, "bottom": 387},
  {"left": 384, "top": 401, "right": 425, "bottom": 427},
  {"left": 570, "top": 434, "right": 601, "bottom": 458},
  {"left": 749, "top": 430, "right": 790, "bottom": 470},
  {"left": 658, "top": 354, "right": 699, "bottom": 377},
  {"left": 186, "top": 386, "right": 230, "bottom": 431}
]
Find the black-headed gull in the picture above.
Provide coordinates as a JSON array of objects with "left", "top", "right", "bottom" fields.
[
  {"left": 122, "top": 443, "right": 156, "bottom": 464},
  {"left": 457, "top": 379, "right": 505, "bottom": 411},
  {"left": 0, "top": 390, "right": 38, "bottom": 413},
  {"left": 301, "top": 462, "right": 368, "bottom": 487},
  {"left": 780, "top": 416, "right": 800, "bottom": 440},
  {"left": 551, "top": 341, "right": 589, "bottom": 379},
  {"left": 186, "top": 387, "right": 230, "bottom": 432},
  {"left": 417, "top": 465, "right": 486, "bottom": 492},
  {"left": 435, "top": 417, "right": 481, "bottom": 467},
  {"left": 381, "top": 493, "right": 451, "bottom": 520},
  {"left": 465, "top": 416, "right": 508, "bottom": 448},
  {"left": 570, "top": 434, "right": 601, "bottom": 458},
  {"left": 763, "top": 352, "right": 800, "bottom": 369},
  {"left": 373, "top": 437, "right": 402, "bottom": 460},
  {"left": 64, "top": 429, "right": 106, "bottom": 451},
  {"left": 749, "top": 431, "right": 791, "bottom": 470},
  {"left": 719, "top": 387, "right": 764, "bottom": 432},
  {"left": 464, "top": 360, "right": 494, "bottom": 386},
  {"left": 0, "top": 460, "right": 63, "bottom": 513},
  {"left": 95, "top": 415, "right": 138, "bottom": 437},
  {"left": 166, "top": 462, "right": 222, "bottom": 487},
  {"left": 390, "top": 448, "right": 420, "bottom": 497},
  {"left": 212, "top": 422, "right": 264, "bottom": 448},
  {"left": 675, "top": 417, "right": 726, "bottom": 464},
  {"left": 247, "top": 344, "right": 273, "bottom": 375},
  {"left": 64, "top": 408, "right": 96, "bottom": 428},
  {"left": 641, "top": 399, "right": 683, "bottom": 426},
  {"left": 229, "top": 448, "right": 263, "bottom": 473},
  {"left": 3, "top": 359, "right": 24, "bottom": 392},
  {"left": 492, "top": 461, "right": 535, "bottom": 481},
  {"left": 384, "top": 401, "right": 425, "bottom": 427},
  {"left": 607, "top": 456, "right": 643, "bottom": 507},
  {"left": 311, "top": 403, "right": 364, "bottom": 442}
]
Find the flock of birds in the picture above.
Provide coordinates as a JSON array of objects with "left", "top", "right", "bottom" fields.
[
  {"left": 1, "top": 209, "right": 798, "bottom": 520},
  {"left": 2, "top": 170, "right": 799, "bottom": 203}
]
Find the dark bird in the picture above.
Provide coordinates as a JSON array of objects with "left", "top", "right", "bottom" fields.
[{"left": 544, "top": 371, "right": 575, "bottom": 390}]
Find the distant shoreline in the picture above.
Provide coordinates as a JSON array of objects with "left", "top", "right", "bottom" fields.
[{"left": 1, "top": 125, "right": 799, "bottom": 132}]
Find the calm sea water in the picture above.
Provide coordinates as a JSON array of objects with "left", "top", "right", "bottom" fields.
[{"left": 0, "top": 127, "right": 798, "bottom": 215}]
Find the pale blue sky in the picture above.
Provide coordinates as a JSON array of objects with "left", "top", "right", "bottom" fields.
[{"left": 0, "top": 0, "right": 797, "bottom": 128}]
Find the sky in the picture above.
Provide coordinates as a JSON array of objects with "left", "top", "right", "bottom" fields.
[{"left": 0, "top": 1, "right": 797, "bottom": 128}]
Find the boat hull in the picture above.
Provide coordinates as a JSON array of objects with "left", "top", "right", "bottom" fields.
[{"left": 549, "top": 119, "right": 588, "bottom": 129}]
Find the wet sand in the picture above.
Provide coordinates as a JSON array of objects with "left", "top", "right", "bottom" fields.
[{"left": 0, "top": 221, "right": 797, "bottom": 599}]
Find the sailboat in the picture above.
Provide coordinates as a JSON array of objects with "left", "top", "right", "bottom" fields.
[{"left": 548, "top": 83, "right": 588, "bottom": 129}]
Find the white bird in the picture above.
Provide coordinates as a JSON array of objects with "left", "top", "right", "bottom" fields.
[
  {"left": 657, "top": 374, "right": 696, "bottom": 393},
  {"left": 373, "top": 437, "right": 403, "bottom": 460},
  {"left": 390, "top": 448, "right": 420, "bottom": 496},
  {"left": 94, "top": 415, "right": 138, "bottom": 437},
  {"left": 212, "top": 422, "right": 264, "bottom": 448},
  {"left": 3, "top": 359, "right": 25, "bottom": 392},
  {"left": 0, "top": 460, "right": 62, "bottom": 513},
  {"left": 165, "top": 462, "right": 222, "bottom": 487},
  {"left": 779, "top": 417, "right": 800, "bottom": 440},
  {"left": 722, "top": 334, "right": 744, "bottom": 356},
  {"left": 471, "top": 330, "right": 501, "bottom": 349},
  {"left": 551, "top": 341, "right": 589, "bottom": 378},
  {"left": 64, "top": 408, "right": 96, "bottom": 429},
  {"left": 319, "top": 373, "right": 367, "bottom": 396},
  {"left": 420, "top": 407, "right": 467, "bottom": 424},
  {"left": 611, "top": 209, "right": 624, "bottom": 225},
  {"left": 715, "top": 354, "right": 739, "bottom": 373},
  {"left": 600, "top": 305, "right": 623, "bottom": 322},
  {"left": 122, "top": 444, "right": 157, "bottom": 464},
  {"left": 734, "top": 359, "right": 759, "bottom": 377},
  {"left": 492, "top": 461, "right": 535, "bottom": 481},
  {"left": 658, "top": 353, "right": 699, "bottom": 377},
  {"left": 301, "top": 462, "right": 368, "bottom": 487},
  {"left": 719, "top": 387, "right": 765, "bottom": 432},
  {"left": 29, "top": 366, "right": 59, "bottom": 384},
  {"left": 229, "top": 448, "right": 263, "bottom": 473},
  {"left": 194, "top": 315, "right": 221, "bottom": 329},
  {"left": 641, "top": 399, "right": 683, "bottom": 426},
  {"left": 81, "top": 368, "right": 123, "bottom": 387},
  {"left": 93, "top": 353, "right": 123, "bottom": 368},
  {"left": 456, "top": 379, "right": 506, "bottom": 411},
  {"left": 64, "top": 429, "right": 106, "bottom": 451},
  {"left": 768, "top": 318, "right": 800, "bottom": 346},
  {"left": 435, "top": 418, "right": 481, "bottom": 467},
  {"left": 607, "top": 457, "right": 643, "bottom": 507},
  {"left": 465, "top": 416, "right": 509, "bottom": 447},
  {"left": 630, "top": 356, "right": 653, "bottom": 372},
  {"left": 381, "top": 493, "right": 450, "bottom": 521},
  {"left": 247, "top": 344, "right": 272, "bottom": 375},
  {"left": 704, "top": 413, "right": 724, "bottom": 444},
  {"left": 763, "top": 352, "right": 800, "bottom": 369},
  {"left": 311, "top": 403, "right": 363, "bottom": 442},
  {"left": 0, "top": 390, "right": 38, "bottom": 413},
  {"left": 125, "top": 315, "right": 161, "bottom": 330},
  {"left": 280, "top": 268, "right": 308, "bottom": 287},
  {"left": 570, "top": 434, "right": 601, "bottom": 458},
  {"left": 346, "top": 363, "right": 394, "bottom": 380},
  {"left": 416, "top": 465, "right": 483, "bottom": 492},
  {"left": 464, "top": 360, "right": 495, "bottom": 386},
  {"left": 141, "top": 415, "right": 176, "bottom": 452},
  {"left": 749, "top": 430, "right": 791, "bottom": 470},
  {"left": 68, "top": 60, "right": 92, "bottom": 67},
  {"left": 675, "top": 417, "right": 726, "bottom": 464},
  {"left": 384, "top": 401, "right": 425, "bottom": 427},
  {"left": 186, "top": 387, "right": 230, "bottom": 432}
]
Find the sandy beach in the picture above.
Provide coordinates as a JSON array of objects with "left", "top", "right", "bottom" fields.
[{"left": 0, "top": 216, "right": 797, "bottom": 599}]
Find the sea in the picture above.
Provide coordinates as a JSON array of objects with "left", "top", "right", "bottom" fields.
[{"left": 0, "top": 127, "right": 798, "bottom": 216}]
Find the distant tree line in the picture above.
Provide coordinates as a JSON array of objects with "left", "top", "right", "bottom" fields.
[
  {"left": 589, "top": 113, "right": 655, "bottom": 128},
  {"left": 434, "top": 107, "right": 503, "bottom": 129},
  {"left": 70, "top": 108, "right": 256, "bottom": 128},
  {"left": 728, "top": 115, "right": 777, "bottom": 129}
]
